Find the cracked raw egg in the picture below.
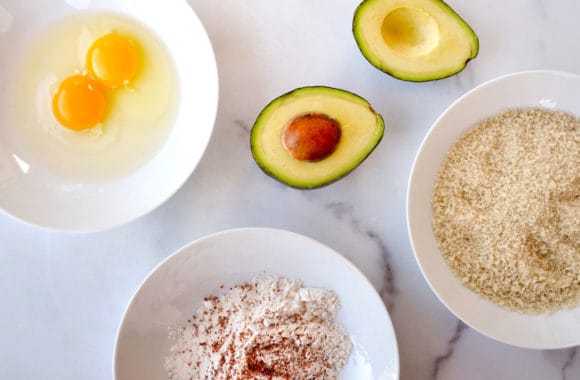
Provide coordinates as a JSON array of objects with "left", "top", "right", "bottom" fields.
[
  {"left": 86, "top": 33, "right": 140, "bottom": 89},
  {"left": 52, "top": 74, "right": 107, "bottom": 131},
  {"left": 10, "top": 11, "right": 179, "bottom": 182}
]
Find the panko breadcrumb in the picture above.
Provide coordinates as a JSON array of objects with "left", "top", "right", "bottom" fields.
[{"left": 432, "top": 108, "right": 579, "bottom": 314}]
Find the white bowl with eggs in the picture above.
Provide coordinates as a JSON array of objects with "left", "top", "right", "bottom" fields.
[{"left": 0, "top": 0, "right": 218, "bottom": 231}]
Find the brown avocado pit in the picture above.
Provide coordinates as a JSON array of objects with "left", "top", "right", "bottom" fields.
[
  {"left": 250, "top": 86, "right": 385, "bottom": 189},
  {"left": 282, "top": 113, "right": 341, "bottom": 162}
]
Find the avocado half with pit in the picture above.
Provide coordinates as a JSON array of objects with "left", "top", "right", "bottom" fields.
[
  {"left": 353, "top": 0, "right": 479, "bottom": 81},
  {"left": 250, "top": 86, "right": 384, "bottom": 189}
]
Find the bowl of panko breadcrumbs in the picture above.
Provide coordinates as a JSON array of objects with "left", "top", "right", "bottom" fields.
[{"left": 407, "top": 70, "right": 580, "bottom": 349}]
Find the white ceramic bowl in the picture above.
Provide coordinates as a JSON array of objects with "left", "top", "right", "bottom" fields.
[
  {"left": 0, "top": 0, "right": 218, "bottom": 232},
  {"left": 114, "top": 228, "right": 400, "bottom": 380},
  {"left": 407, "top": 70, "right": 580, "bottom": 349}
]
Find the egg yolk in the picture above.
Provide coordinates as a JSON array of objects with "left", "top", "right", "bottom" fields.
[
  {"left": 52, "top": 75, "right": 107, "bottom": 131},
  {"left": 86, "top": 33, "right": 139, "bottom": 88}
]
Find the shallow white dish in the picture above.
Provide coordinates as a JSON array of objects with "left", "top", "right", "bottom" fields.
[
  {"left": 114, "top": 227, "right": 399, "bottom": 380},
  {"left": 0, "top": 0, "right": 218, "bottom": 232},
  {"left": 407, "top": 70, "right": 580, "bottom": 349}
]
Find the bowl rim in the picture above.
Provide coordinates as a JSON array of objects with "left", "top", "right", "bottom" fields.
[
  {"left": 0, "top": 0, "right": 219, "bottom": 233},
  {"left": 112, "top": 226, "right": 401, "bottom": 379},
  {"left": 406, "top": 69, "right": 580, "bottom": 349}
]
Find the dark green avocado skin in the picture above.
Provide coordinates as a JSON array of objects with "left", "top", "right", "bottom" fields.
[{"left": 250, "top": 86, "right": 385, "bottom": 190}]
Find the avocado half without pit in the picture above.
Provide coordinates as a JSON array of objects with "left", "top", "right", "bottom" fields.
[
  {"left": 353, "top": 0, "right": 479, "bottom": 81},
  {"left": 250, "top": 86, "right": 384, "bottom": 189}
]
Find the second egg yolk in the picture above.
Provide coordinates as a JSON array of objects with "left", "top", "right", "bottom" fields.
[
  {"left": 86, "top": 33, "right": 139, "bottom": 89},
  {"left": 52, "top": 75, "right": 107, "bottom": 131}
]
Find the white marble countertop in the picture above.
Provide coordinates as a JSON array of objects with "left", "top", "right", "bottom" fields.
[{"left": 1, "top": 0, "right": 579, "bottom": 379}]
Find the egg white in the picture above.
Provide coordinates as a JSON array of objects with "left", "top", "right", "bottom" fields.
[{"left": 10, "top": 11, "right": 179, "bottom": 183}]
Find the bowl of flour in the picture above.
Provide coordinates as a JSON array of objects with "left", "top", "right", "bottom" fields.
[{"left": 114, "top": 227, "right": 399, "bottom": 379}]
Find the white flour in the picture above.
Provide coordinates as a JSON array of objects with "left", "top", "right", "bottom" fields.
[{"left": 164, "top": 276, "right": 352, "bottom": 380}]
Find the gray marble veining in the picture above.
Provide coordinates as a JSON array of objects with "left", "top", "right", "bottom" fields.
[
  {"left": 325, "top": 201, "right": 398, "bottom": 311},
  {"left": 0, "top": 0, "right": 579, "bottom": 379},
  {"left": 561, "top": 348, "right": 578, "bottom": 380},
  {"left": 431, "top": 321, "right": 467, "bottom": 380}
]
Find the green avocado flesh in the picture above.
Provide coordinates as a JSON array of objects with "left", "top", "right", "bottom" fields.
[
  {"left": 250, "top": 86, "right": 384, "bottom": 189},
  {"left": 353, "top": 0, "right": 479, "bottom": 82}
]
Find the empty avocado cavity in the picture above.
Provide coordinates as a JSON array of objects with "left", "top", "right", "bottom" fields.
[
  {"left": 353, "top": 0, "right": 479, "bottom": 81},
  {"left": 250, "top": 1, "right": 480, "bottom": 187}
]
